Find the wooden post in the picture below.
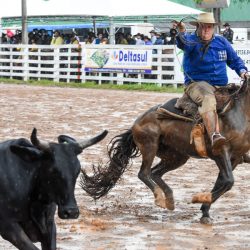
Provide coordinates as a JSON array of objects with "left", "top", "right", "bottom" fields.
[
  {"left": 213, "top": 8, "right": 221, "bottom": 34},
  {"left": 21, "top": 0, "right": 28, "bottom": 44}
]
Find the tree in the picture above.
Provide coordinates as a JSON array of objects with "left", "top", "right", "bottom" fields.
[
  {"left": 194, "top": 0, "right": 250, "bottom": 3},
  {"left": 232, "top": 0, "right": 250, "bottom": 2}
]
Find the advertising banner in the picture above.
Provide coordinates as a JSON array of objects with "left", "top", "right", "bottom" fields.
[
  {"left": 227, "top": 46, "right": 250, "bottom": 82},
  {"left": 84, "top": 48, "right": 152, "bottom": 73}
]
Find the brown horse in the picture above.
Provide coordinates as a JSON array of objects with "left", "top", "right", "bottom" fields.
[{"left": 80, "top": 78, "right": 250, "bottom": 224}]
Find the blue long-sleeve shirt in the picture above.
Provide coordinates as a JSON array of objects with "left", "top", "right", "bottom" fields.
[{"left": 176, "top": 32, "right": 248, "bottom": 86}]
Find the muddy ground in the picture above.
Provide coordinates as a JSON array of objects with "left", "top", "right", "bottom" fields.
[{"left": 0, "top": 83, "right": 249, "bottom": 250}]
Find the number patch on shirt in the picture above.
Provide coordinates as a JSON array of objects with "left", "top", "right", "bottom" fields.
[{"left": 218, "top": 50, "right": 227, "bottom": 61}]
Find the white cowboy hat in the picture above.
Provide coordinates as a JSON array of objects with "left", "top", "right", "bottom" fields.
[{"left": 190, "top": 12, "right": 218, "bottom": 26}]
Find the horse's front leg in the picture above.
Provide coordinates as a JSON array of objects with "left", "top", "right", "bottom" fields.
[
  {"left": 192, "top": 149, "right": 234, "bottom": 223},
  {"left": 199, "top": 173, "right": 223, "bottom": 224},
  {"left": 199, "top": 156, "right": 240, "bottom": 224}
]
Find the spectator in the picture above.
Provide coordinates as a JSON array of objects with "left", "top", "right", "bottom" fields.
[
  {"left": 149, "top": 30, "right": 157, "bottom": 44},
  {"left": 29, "top": 38, "right": 38, "bottom": 52},
  {"left": 70, "top": 33, "right": 80, "bottom": 46},
  {"left": 50, "top": 30, "right": 64, "bottom": 45},
  {"left": 69, "top": 33, "right": 81, "bottom": 75},
  {"left": 6, "top": 29, "right": 14, "bottom": 43},
  {"left": 85, "top": 36, "right": 95, "bottom": 44},
  {"left": 168, "top": 21, "right": 178, "bottom": 45},
  {"left": 85, "top": 32, "right": 97, "bottom": 44},
  {"left": 116, "top": 33, "right": 128, "bottom": 45},
  {"left": 101, "top": 37, "right": 109, "bottom": 44},
  {"left": 144, "top": 36, "right": 153, "bottom": 45},
  {"left": 222, "top": 23, "right": 234, "bottom": 44},
  {"left": 126, "top": 33, "right": 136, "bottom": 45},
  {"left": 154, "top": 33, "right": 163, "bottom": 45},
  {"left": 40, "top": 29, "right": 51, "bottom": 45},
  {"left": 70, "top": 33, "right": 81, "bottom": 57},
  {"left": 1, "top": 33, "right": 8, "bottom": 44},
  {"left": 63, "top": 34, "right": 71, "bottom": 44},
  {"left": 29, "top": 38, "right": 38, "bottom": 73},
  {"left": 95, "top": 33, "right": 103, "bottom": 44},
  {"left": 135, "top": 33, "right": 145, "bottom": 45}
]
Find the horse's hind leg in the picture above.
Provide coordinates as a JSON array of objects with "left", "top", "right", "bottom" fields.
[
  {"left": 134, "top": 128, "right": 171, "bottom": 209},
  {"left": 138, "top": 148, "right": 168, "bottom": 209},
  {"left": 151, "top": 152, "right": 189, "bottom": 210}
]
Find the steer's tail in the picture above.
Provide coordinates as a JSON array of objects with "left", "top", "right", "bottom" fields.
[{"left": 80, "top": 129, "right": 139, "bottom": 199}]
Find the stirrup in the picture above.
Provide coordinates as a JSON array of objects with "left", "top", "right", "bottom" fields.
[{"left": 211, "top": 132, "right": 227, "bottom": 155}]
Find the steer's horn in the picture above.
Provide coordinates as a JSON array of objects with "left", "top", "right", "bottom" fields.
[
  {"left": 31, "top": 128, "right": 50, "bottom": 150},
  {"left": 77, "top": 130, "right": 108, "bottom": 150}
]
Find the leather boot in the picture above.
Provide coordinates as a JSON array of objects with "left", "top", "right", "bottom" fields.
[{"left": 201, "top": 111, "right": 226, "bottom": 155}]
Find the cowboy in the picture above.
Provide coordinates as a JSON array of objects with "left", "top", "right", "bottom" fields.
[
  {"left": 176, "top": 12, "right": 249, "bottom": 154},
  {"left": 222, "top": 22, "right": 234, "bottom": 44}
]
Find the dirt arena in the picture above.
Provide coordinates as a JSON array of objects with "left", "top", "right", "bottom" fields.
[{"left": 0, "top": 83, "right": 249, "bottom": 250}]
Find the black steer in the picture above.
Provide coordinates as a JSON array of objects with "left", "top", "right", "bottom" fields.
[{"left": 0, "top": 128, "right": 108, "bottom": 250}]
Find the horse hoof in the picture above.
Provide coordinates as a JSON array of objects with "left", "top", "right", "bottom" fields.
[
  {"left": 154, "top": 187, "right": 175, "bottom": 210},
  {"left": 165, "top": 194, "right": 175, "bottom": 210},
  {"left": 154, "top": 187, "right": 166, "bottom": 208},
  {"left": 155, "top": 198, "right": 175, "bottom": 210},
  {"left": 192, "top": 192, "right": 212, "bottom": 204},
  {"left": 200, "top": 216, "right": 213, "bottom": 225},
  {"left": 165, "top": 199, "right": 175, "bottom": 210}
]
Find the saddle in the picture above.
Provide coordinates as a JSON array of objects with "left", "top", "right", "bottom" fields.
[
  {"left": 156, "top": 84, "right": 240, "bottom": 157},
  {"left": 157, "top": 84, "right": 239, "bottom": 122}
]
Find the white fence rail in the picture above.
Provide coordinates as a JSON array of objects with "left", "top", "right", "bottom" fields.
[{"left": 0, "top": 44, "right": 182, "bottom": 87}]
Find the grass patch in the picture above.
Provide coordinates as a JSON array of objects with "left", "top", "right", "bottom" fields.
[{"left": 0, "top": 78, "right": 184, "bottom": 93}]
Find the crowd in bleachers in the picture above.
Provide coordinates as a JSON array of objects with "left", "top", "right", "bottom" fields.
[
  {"left": 0, "top": 26, "right": 178, "bottom": 82},
  {"left": 1, "top": 23, "right": 178, "bottom": 46}
]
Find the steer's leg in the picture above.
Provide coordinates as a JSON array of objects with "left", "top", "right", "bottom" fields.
[
  {"left": 30, "top": 203, "right": 57, "bottom": 250},
  {"left": 0, "top": 221, "right": 39, "bottom": 250},
  {"left": 40, "top": 219, "right": 56, "bottom": 250}
]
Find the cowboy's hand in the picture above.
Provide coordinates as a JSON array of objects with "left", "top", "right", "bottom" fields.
[
  {"left": 177, "top": 22, "right": 186, "bottom": 32},
  {"left": 240, "top": 71, "right": 249, "bottom": 80}
]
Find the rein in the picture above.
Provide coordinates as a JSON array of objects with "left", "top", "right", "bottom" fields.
[{"left": 231, "top": 76, "right": 250, "bottom": 98}]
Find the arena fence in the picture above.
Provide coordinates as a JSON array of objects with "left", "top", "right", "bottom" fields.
[
  {"left": 0, "top": 44, "right": 183, "bottom": 87},
  {"left": 0, "top": 43, "right": 249, "bottom": 86}
]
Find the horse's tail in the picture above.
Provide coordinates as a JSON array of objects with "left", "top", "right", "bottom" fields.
[{"left": 80, "top": 129, "right": 140, "bottom": 200}]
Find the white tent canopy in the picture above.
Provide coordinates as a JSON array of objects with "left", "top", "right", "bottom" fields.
[
  {"left": 0, "top": 0, "right": 202, "bottom": 44},
  {"left": 0, "top": 0, "right": 202, "bottom": 18}
]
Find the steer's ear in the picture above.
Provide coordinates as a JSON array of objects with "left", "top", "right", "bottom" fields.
[
  {"left": 58, "top": 135, "right": 77, "bottom": 144},
  {"left": 10, "top": 145, "right": 43, "bottom": 162}
]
